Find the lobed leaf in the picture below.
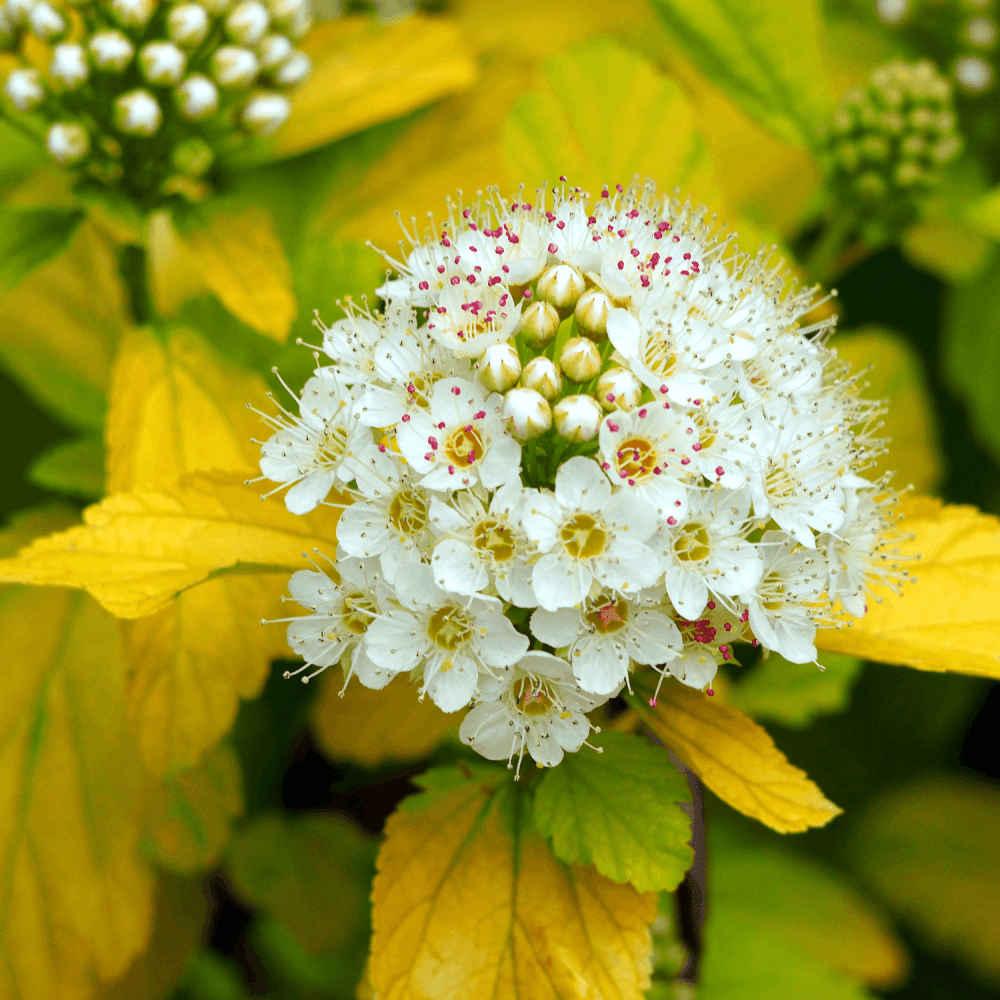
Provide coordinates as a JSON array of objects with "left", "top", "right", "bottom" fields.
[
  {"left": 533, "top": 731, "right": 693, "bottom": 892},
  {"left": 145, "top": 744, "right": 243, "bottom": 872},
  {"left": 0, "top": 471, "right": 345, "bottom": 618},
  {"left": 815, "top": 496, "right": 1000, "bottom": 679},
  {"left": 634, "top": 683, "right": 842, "bottom": 832},
  {"left": 370, "top": 764, "right": 657, "bottom": 1000},
  {"left": 849, "top": 774, "right": 1000, "bottom": 984},
  {"left": 646, "top": 0, "right": 832, "bottom": 146},
  {"left": 310, "top": 670, "right": 459, "bottom": 769},
  {"left": 0, "top": 585, "right": 154, "bottom": 1000},
  {"left": 27, "top": 436, "right": 105, "bottom": 499}
]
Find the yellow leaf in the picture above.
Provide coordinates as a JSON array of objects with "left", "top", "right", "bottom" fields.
[
  {"left": 0, "top": 586, "right": 154, "bottom": 1000},
  {"left": 816, "top": 496, "right": 1000, "bottom": 679},
  {"left": 311, "top": 670, "right": 459, "bottom": 768},
  {"left": 146, "top": 210, "right": 210, "bottom": 319},
  {"left": 99, "top": 875, "right": 210, "bottom": 1000},
  {"left": 106, "top": 326, "right": 269, "bottom": 492},
  {"left": 833, "top": 326, "right": 943, "bottom": 494},
  {"left": 0, "top": 219, "right": 127, "bottom": 430},
  {"left": 176, "top": 206, "right": 296, "bottom": 343},
  {"left": 0, "top": 471, "right": 345, "bottom": 619},
  {"left": 371, "top": 766, "right": 657, "bottom": 1000},
  {"left": 505, "top": 40, "right": 707, "bottom": 203},
  {"left": 634, "top": 683, "right": 841, "bottom": 833},
  {"left": 272, "top": 16, "right": 478, "bottom": 159},
  {"left": 124, "top": 572, "right": 291, "bottom": 774},
  {"left": 145, "top": 744, "right": 243, "bottom": 869},
  {"left": 901, "top": 219, "right": 991, "bottom": 283}
]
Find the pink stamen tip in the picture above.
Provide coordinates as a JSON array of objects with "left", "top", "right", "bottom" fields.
[{"left": 649, "top": 698, "right": 658, "bottom": 707}]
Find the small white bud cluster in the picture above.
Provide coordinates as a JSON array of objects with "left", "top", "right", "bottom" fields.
[
  {"left": 255, "top": 179, "right": 908, "bottom": 776},
  {"left": 1, "top": 0, "right": 314, "bottom": 193},
  {"left": 823, "top": 60, "right": 961, "bottom": 231}
]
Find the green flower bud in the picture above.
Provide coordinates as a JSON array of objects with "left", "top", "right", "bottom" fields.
[{"left": 172, "top": 136, "right": 214, "bottom": 176}]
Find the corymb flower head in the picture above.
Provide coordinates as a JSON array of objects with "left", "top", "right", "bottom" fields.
[
  {"left": 1, "top": 0, "right": 314, "bottom": 205},
  {"left": 259, "top": 178, "right": 909, "bottom": 776}
]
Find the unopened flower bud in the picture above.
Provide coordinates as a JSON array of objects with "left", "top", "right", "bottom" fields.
[
  {"left": 227, "top": 0, "right": 269, "bottom": 44},
  {"left": 172, "top": 136, "right": 214, "bottom": 176},
  {"left": 478, "top": 342, "right": 521, "bottom": 393},
  {"left": 46, "top": 122, "right": 88, "bottom": 164},
  {"left": 596, "top": 367, "right": 642, "bottom": 412},
  {"left": 168, "top": 3, "right": 210, "bottom": 47},
  {"left": 520, "top": 356, "right": 562, "bottom": 402},
  {"left": 240, "top": 89, "right": 289, "bottom": 135},
  {"left": 553, "top": 394, "right": 602, "bottom": 442},
  {"left": 503, "top": 387, "right": 551, "bottom": 440},
  {"left": 286, "top": 6, "right": 311, "bottom": 38},
  {"left": 574, "top": 288, "right": 611, "bottom": 340},
  {"left": 955, "top": 55, "right": 992, "bottom": 93},
  {"left": 140, "top": 41, "right": 187, "bottom": 86},
  {"left": 49, "top": 43, "right": 88, "bottom": 90},
  {"left": 114, "top": 88, "right": 162, "bottom": 136},
  {"left": 89, "top": 30, "right": 133, "bottom": 71},
  {"left": 110, "top": 0, "right": 155, "bottom": 28},
  {"left": 257, "top": 33, "right": 292, "bottom": 70},
  {"left": 519, "top": 299, "right": 561, "bottom": 349},
  {"left": 213, "top": 45, "right": 259, "bottom": 87},
  {"left": 176, "top": 74, "right": 219, "bottom": 119},
  {"left": 536, "top": 263, "right": 586, "bottom": 316},
  {"left": 28, "top": 1, "right": 65, "bottom": 39},
  {"left": 5, "top": 67, "right": 45, "bottom": 111},
  {"left": 273, "top": 49, "right": 310, "bottom": 86},
  {"left": 559, "top": 336, "right": 602, "bottom": 383}
]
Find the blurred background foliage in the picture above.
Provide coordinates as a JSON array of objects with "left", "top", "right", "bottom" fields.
[{"left": 0, "top": 0, "right": 999, "bottom": 997}]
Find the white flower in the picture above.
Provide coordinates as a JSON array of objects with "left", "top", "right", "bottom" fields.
[
  {"left": 114, "top": 89, "right": 162, "bottom": 135},
  {"left": 140, "top": 41, "right": 186, "bottom": 86},
  {"left": 5, "top": 68, "right": 46, "bottom": 112},
  {"left": 597, "top": 404, "right": 694, "bottom": 517},
  {"left": 89, "top": 30, "right": 134, "bottom": 71},
  {"left": 282, "top": 556, "right": 390, "bottom": 689},
  {"left": 50, "top": 43, "right": 89, "bottom": 90},
  {"left": 46, "top": 123, "right": 89, "bottom": 165},
  {"left": 530, "top": 593, "right": 682, "bottom": 695},
  {"left": 659, "top": 600, "right": 752, "bottom": 692},
  {"left": 213, "top": 45, "right": 259, "bottom": 87},
  {"left": 459, "top": 651, "right": 604, "bottom": 773},
  {"left": 176, "top": 74, "right": 219, "bottom": 119},
  {"left": 521, "top": 456, "right": 662, "bottom": 610},
  {"left": 364, "top": 564, "right": 529, "bottom": 712},
  {"left": 257, "top": 370, "right": 367, "bottom": 514},
  {"left": 742, "top": 531, "right": 826, "bottom": 663},
  {"left": 425, "top": 282, "right": 521, "bottom": 357},
  {"left": 429, "top": 479, "right": 537, "bottom": 606},
  {"left": 335, "top": 443, "right": 434, "bottom": 585},
  {"left": 395, "top": 377, "right": 521, "bottom": 492},
  {"left": 651, "top": 487, "right": 762, "bottom": 619}
]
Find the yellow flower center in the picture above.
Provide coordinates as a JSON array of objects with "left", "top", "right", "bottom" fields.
[
  {"left": 445, "top": 424, "right": 485, "bottom": 468},
  {"left": 586, "top": 597, "right": 629, "bottom": 634},
  {"left": 473, "top": 517, "right": 514, "bottom": 562},
  {"left": 615, "top": 436, "right": 657, "bottom": 482},
  {"left": 426, "top": 606, "right": 474, "bottom": 651},
  {"left": 515, "top": 678, "right": 555, "bottom": 717},
  {"left": 560, "top": 513, "right": 607, "bottom": 560},
  {"left": 642, "top": 334, "right": 678, "bottom": 378},
  {"left": 674, "top": 523, "right": 711, "bottom": 563},
  {"left": 388, "top": 488, "right": 428, "bottom": 535},
  {"left": 342, "top": 592, "right": 376, "bottom": 634}
]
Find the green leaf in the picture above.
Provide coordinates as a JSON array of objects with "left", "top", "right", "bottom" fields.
[
  {"left": 504, "top": 39, "right": 708, "bottom": 198},
  {"left": 27, "top": 436, "right": 105, "bottom": 499},
  {"left": 0, "top": 206, "right": 84, "bottom": 291},
  {"left": 943, "top": 250, "right": 1000, "bottom": 464},
  {"left": 727, "top": 652, "right": 864, "bottom": 729},
  {"left": 533, "top": 731, "right": 693, "bottom": 892},
  {"left": 646, "top": 0, "right": 831, "bottom": 146},
  {"left": 707, "top": 823, "right": 908, "bottom": 990},
  {"left": 849, "top": 774, "right": 1000, "bottom": 985},
  {"left": 225, "top": 813, "right": 376, "bottom": 957}
]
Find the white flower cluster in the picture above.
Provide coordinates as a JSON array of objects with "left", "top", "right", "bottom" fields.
[
  {"left": 1, "top": 0, "right": 312, "bottom": 189},
  {"left": 257, "top": 179, "right": 903, "bottom": 775}
]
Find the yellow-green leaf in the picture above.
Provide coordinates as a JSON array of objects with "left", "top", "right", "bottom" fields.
[
  {"left": 106, "top": 326, "right": 269, "bottom": 492},
  {"left": 710, "top": 825, "right": 907, "bottom": 989},
  {"left": 371, "top": 765, "right": 658, "bottom": 1000},
  {"left": 27, "top": 435, "right": 105, "bottom": 499},
  {"left": 0, "top": 471, "right": 345, "bottom": 618},
  {"left": 0, "top": 586, "right": 154, "bottom": 1000},
  {"left": 901, "top": 219, "right": 991, "bottom": 283},
  {"left": 271, "top": 16, "right": 478, "bottom": 159},
  {"left": 310, "top": 670, "right": 459, "bottom": 768},
  {"left": 226, "top": 813, "right": 376, "bottom": 956},
  {"left": 123, "top": 572, "right": 291, "bottom": 775},
  {"left": 99, "top": 875, "right": 210, "bottom": 1000},
  {"left": 646, "top": 0, "right": 831, "bottom": 146},
  {"left": 504, "top": 40, "right": 705, "bottom": 200},
  {"left": 0, "top": 220, "right": 127, "bottom": 431},
  {"left": 833, "top": 326, "right": 943, "bottom": 494},
  {"left": 815, "top": 496, "right": 1000, "bottom": 679},
  {"left": 633, "top": 682, "right": 841, "bottom": 832},
  {"left": 145, "top": 744, "right": 243, "bottom": 871},
  {"left": 176, "top": 206, "right": 296, "bottom": 343},
  {"left": 849, "top": 775, "right": 1000, "bottom": 984}
]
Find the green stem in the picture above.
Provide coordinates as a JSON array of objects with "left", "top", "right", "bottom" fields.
[
  {"left": 804, "top": 210, "right": 856, "bottom": 285},
  {"left": 117, "top": 241, "right": 155, "bottom": 327}
]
